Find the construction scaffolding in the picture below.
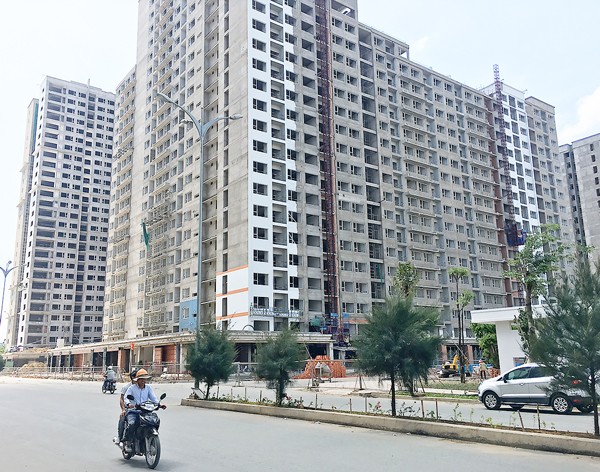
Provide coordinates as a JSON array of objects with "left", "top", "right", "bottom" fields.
[
  {"left": 493, "top": 65, "right": 524, "bottom": 248},
  {"left": 315, "top": 0, "right": 343, "bottom": 345},
  {"left": 140, "top": 189, "right": 173, "bottom": 334}
]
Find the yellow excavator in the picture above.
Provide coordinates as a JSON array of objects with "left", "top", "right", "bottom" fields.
[{"left": 439, "top": 354, "right": 471, "bottom": 378}]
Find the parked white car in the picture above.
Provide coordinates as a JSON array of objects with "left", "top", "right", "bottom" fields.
[{"left": 477, "top": 363, "right": 594, "bottom": 414}]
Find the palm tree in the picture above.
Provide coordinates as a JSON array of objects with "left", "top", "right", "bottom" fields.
[{"left": 449, "top": 267, "right": 474, "bottom": 383}]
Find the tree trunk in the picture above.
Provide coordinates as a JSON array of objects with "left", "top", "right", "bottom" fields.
[
  {"left": 592, "top": 375, "right": 599, "bottom": 436},
  {"left": 194, "top": 378, "right": 200, "bottom": 389},
  {"left": 458, "top": 310, "right": 465, "bottom": 383},
  {"left": 390, "top": 371, "right": 396, "bottom": 417},
  {"left": 277, "top": 370, "right": 285, "bottom": 406},
  {"left": 525, "top": 278, "right": 537, "bottom": 349}
]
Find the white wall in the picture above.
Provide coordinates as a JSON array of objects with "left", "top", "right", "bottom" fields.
[{"left": 495, "top": 320, "right": 525, "bottom": 373}]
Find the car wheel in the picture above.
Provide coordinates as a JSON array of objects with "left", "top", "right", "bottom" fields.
[
  {"left": 510, "top": 404, "right": 524, "bottom": 411},
  {"left": 482, "top": 391, "right": 501, "bottom": 410},
  {"left": 551, "top": 393, "right": 573, "bottom": 414},
  {"left": 577, "top": 405, "right": 594, "bottom": 414}
]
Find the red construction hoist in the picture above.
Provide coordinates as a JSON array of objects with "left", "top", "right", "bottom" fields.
[
  {"left": 493, "top": 65, "right": 521, "bottom": 248},
  {"left": 314, "top": 0, "right": 343, "bottom": 345}
]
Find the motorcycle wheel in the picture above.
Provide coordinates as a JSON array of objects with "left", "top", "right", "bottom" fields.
[
  {"left": 102, "top": 387, "right": 106, "bottom": 394},
  {"left": 122, "top": 447, "right": 134, "bottom": 460},
  {"left": 110, "top": 385, "right": 116, "bottom": 394},
  {"left": 145, "top": 436, "right": 161, "bottom": 469}
]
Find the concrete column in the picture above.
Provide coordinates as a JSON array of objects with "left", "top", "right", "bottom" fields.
[{"left": 176, "top": 343, "right": 182, "bottom": 374}]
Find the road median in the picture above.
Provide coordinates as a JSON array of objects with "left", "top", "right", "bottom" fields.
[{"left": 182, "top": 397, "right": 600, "bottom": 457}]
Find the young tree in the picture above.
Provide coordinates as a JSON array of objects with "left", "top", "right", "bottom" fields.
[
  {"left": 471, "top": 323, "right": 499, "bottom": 368},
  {"left": 355, "top": 296, "right": 441, "bottom": 416},
  {"left": 449, "top": 267, "right": 474, "bottom": 383},
  {"left": 529, "top": 254, "right": 600, "bottom": 435},
  {"left": 187, "top": 327, "right": 236, "bottom": 398},
  {"left": 504, "top": 224, "right": 567, "bottom": 354},
  {"left": 392, "top": 262, "right": 419, "bottom": 298},
  {"left": 255, "top": 329, "right": 305, "bottom": 406}
]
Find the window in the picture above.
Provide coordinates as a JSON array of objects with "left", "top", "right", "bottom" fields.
[
  {"left": 252, "top": 58, "right": 266, "bottom": 71},
  {"left": 252, "top": 38, "right": 266, "bottom": 52},
  {"left": 251, "top": 179, "right": 269, "bottom": 196},
  {"left": 253, "top": 250, "right": 268, "bottom": 262},
  {"left": 253, "top": 79, "right": 266, "bottom": 91},
  {"left": 252, "top": 19, "right": 266, "bottom": 32},
  {"left": 253, "top": 205, "right": 268, "bottom": 217},
  {"left": 253, "top": 273, "right": 268, "bottom": 285},
  {"left": 252, "top": 119, "right": 267, "bottom": 132},
  {"left": 253, "top": 161, "right": 267, "bottom": 173},
  {"left": 253, "top": 227, "right": 268, "bottom": 239},
  {"left": 252, "top": 0, "right": 266, "bottom": 13},
  {"left": 253, "top": 99, "right": 267, "bottom": 111},
  {"left": 253, "top": 140, "right": 267, "bottom": 153}
]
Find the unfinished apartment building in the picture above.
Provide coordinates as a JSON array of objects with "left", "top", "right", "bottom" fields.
[
  {"left": 103, "top": 0, "right": 506, "bottom": 352},
  {"left": 482, "top": 77, "right": 574, "bottom": 305},
  {"left": 6, "top": 77, "right": 115, "bottom": 349},
  {"left": 524, "top": 98, "right": 574, "bottom": 282},
  {"left": 561, "top": 133, "right": 600, "bottom": 261}
]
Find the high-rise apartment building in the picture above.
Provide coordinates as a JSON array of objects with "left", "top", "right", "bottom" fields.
[
  {"left": 104, "top": 0, "right": 511, "bottom": 356},
  {"left": 482, "top": 80, "right": 574, "bottom": 305},
  {"left": 5, "top": 77, "right": 115, "bottom": 349},
  {"left": 561, "top": 133, "right": 600, "bottom": 259}
]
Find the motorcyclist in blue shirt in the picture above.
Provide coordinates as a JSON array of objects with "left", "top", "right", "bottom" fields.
[{"left": 123, "top": 369, "right": 166, "bottom": 452}]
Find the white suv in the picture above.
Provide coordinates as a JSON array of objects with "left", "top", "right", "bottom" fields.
[{"left": 477, "top": 363, "right": 593, "bottom": 414}]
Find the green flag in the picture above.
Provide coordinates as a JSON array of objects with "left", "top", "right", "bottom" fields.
[{"left": 142, "top": 222, "right": 150, "bottom": 251}]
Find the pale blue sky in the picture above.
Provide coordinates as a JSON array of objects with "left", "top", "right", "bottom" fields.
[{"left": 1, "top": 1, "right": 599, "bottom": 338}]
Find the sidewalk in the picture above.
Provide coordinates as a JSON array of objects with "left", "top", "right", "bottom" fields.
[{"left": 223, "top": 375, "right": 479, "bottom": 399}]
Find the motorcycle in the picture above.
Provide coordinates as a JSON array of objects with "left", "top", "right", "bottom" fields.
[
  {"left": 102, "top": 378, "right": 116, "bottom": 394},
  {"left": 116, "top": 393, "right": 166, "bottom": 469}
]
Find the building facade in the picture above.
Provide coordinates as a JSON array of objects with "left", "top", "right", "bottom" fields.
[
  {"left": 561, "top": 133, "right": 600, "bottom": 259},
  {"left": 5, "top": 77, "right": 115, "bottom": 349},
  {"left": 482, "top": 80, "right": 574, "bottom": 305},
  {"left": 102, "top": 0, "right": 514, "bottom": 362}
]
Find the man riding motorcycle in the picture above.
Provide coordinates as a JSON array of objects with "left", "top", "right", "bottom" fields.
[
  {"left": 103, "top": 366, "right": 117, "bottom": 392},
  {"left": 123, "top": 369, "right": 166, "bottom": 453}
]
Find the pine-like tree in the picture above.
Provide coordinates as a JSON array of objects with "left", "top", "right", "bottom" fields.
[
  {"left": 186, "top": 327, "right": 236, "bottom": 398},
  {"left": 255, "top": 329, "right": 305, "bottom": 406},
  {"left": 355, "top": 296, "right": 441, "bottom": 416},
  {"left": 530, "top": 254, "right": 600, "bottom": 435}
]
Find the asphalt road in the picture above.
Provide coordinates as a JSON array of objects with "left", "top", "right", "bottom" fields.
[{"left": 2, "top": 377, "right": 600, "bottom": 471}]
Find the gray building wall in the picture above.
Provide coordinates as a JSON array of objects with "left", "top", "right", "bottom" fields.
[
  {"left": 104, "top": 0, "right": 508, "bottom": 349},
  {"left": 562, "top": 133, "right": 600, "bottom": 261},
  {"left": 7, "top": 77, "right": 115, "bottom": 348}
]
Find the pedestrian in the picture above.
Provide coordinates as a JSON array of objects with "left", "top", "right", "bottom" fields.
[{"left": 479, "top": 359, "right": 488, "bottom": 380}]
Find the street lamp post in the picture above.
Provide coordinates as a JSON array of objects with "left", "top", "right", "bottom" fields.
[
  {"left": 0, "top": 260, "right": 16, "bottom": 328},
  {"left": 156, "top": 92, "right": 242, "bottom": 331}
]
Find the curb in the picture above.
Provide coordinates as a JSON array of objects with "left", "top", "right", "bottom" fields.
[{"left": 181, "top": 398, "right": 600, "bottom": 457}]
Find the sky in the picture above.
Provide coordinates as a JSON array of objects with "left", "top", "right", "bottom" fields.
[{"left": 0, "top": 0, "right": 599, "bottom": 339}]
